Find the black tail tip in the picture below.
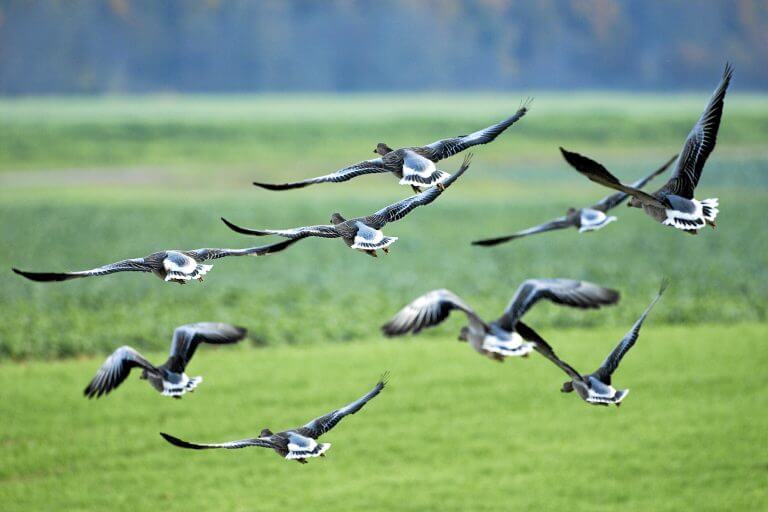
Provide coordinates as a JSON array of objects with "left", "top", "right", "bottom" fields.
[{"left": 379, "top": 371, "right": 390, "bottom": 386}]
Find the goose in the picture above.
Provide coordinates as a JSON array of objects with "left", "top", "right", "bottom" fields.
[
  {"left": 253, "top": 101, "right": 529, "bottom": 193},
  {"left": 381, "top": 279, "right": 619, "bottom": 361},
  {"left": 12, "top": 239, "right": 296, "bottom": 284},
  {"left": 562, "top": 64, "right": 732, "bottom": 234},
  {"left": 160, "top": 374, "right": 387, "bottom": 463},
  {"left": 83, "top": 323, "right": 247, "bottom": 399},
  {"left": 472, "top": 154, "right": 676, "bottom": 246},
  {"left": 531, "top": 280, "right": 667, "bottom": 407},
  {"left": 222, "top": 154, "right": 472, "bottom": 257}
]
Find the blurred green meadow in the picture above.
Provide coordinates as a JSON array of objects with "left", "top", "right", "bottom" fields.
[{"left": 0, "top": 94, "right": 767, "bottom": 511}]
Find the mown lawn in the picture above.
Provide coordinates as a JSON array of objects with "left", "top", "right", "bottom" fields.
[{"left": 1, "top": 324, "right": 766, "bottom": 512}]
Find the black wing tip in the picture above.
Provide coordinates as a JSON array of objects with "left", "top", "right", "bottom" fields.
[
  {"left": 378, "top": 371, "right": 390, "bottom": 387},
  {"left": 253, "top": 181, "right": 301, "bottom": 191},
  {"left": 12, "top": 267, "right": 65, "bottom": 282},
  {"left": 220, "top": 217, "right": 258, "bottom": 236},
  {"left": 605, "top": 288, "right": 622, "bottom": 304},
  {"left": 723, "top": 62, "right": 734, "bottom": 80},
  {"left": 160, "top": 432, "right": 196, "bottom": 448},
  {"left": 234, "top": 326, "right": 248, "bottom": 338},
  {"left": 471, "top": 236, "right": 512, "bottom": 246},
  {"left": 658, "top": 277, "right": 671, "bottom": 296}
]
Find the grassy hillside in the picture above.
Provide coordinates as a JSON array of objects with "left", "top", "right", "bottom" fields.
[{"left": 1, "top": 324, "right": 766, "bottom": 512}]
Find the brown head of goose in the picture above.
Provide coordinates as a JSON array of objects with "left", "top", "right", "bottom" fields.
[
  {"left": 160, "top": 375, "right": 387, "bottom": 463},
  {"left": 253, "top": 101, "right": 529, "bottom": 193},
  {"left": 12, "top": 239, "right": 296, "bottom": 284},
  {"left": 381, "top": 279, "right": 620, "bottom": 361},
  {"left": 531, "top": 280, "right": 668, "bottom": 407},
  {"left": 223, "top": 154, "right": 472, "bottom": 257},
  {"left": 83, "top": 323, "right": 247, "bottom": 399},
  {"left": 472, "top": 154, "right": 676, "bottom": 246},
  {"left": 561, "top": 64, "right": 732, "bottom": 234}
]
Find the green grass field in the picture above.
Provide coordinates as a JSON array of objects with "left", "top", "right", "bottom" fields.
[
  {"left": 0, "top": 94, "right": 767, "bottom": 510},
  {"left": 1, "top": 325, "right": 767, "bottom": 511}
]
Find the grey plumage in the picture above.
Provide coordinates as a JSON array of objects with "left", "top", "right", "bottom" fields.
[
  {"left": 472, "top": 154, "right": 675, "bottom": 246},
  {"left": 562, "top": 64, "right": 732, "bottom": 233},
  {"left": 224, "top": 154, "right": 473, "bottom": 257},
  {"left": 532, "top": 280, "right": 668, "bottom": 406},
  {"left": 83, "top": 323, "right": 247, "bottom": 399},
  {"left": 160, "top": 375, "right": 387, "bottom": 463},
  {"left": 382, "top": 279, "right": 620, "bottom": 361},
  {"left": 12, "top": 240, "right": 297, "bottom": 284},
  {"left": 253, "top": 102, "right": 529, "bottom": 191}
]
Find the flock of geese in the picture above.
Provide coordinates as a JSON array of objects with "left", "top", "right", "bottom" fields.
[{"left": 12, "top": 65, "right": 732, "bottom": 464}]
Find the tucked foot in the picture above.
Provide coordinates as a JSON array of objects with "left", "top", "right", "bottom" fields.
[
  {"left": 382, "top": 247, "right": 389, "bottom": 254},
  {"left": 197, "top": 276, "right": 204, "bottom": 282},
  {"left": 707, "top": 220, "right": 717, "bottom": 229},
  {"left": 411, "top": 185, "right": 421, "bottom": 194},
  {"left": 366, "top": 250, "right": 378, "bottom": 258},
  {"left": 436, "top": 183, "right": 445, "bottom": 191}
]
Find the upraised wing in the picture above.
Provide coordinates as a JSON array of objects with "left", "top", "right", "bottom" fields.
[
  {"left": 253, "top": 159, "right": 389, "bottom": 190},
  {"left": 471, "top": 216, "right": 574, "bottom": 246},
  {"left": 297, "top": 375, "right": 388, "bottom": 439},
  {"left": 560, "top": 148, "right": 667, "bottom": 209},
  {"left": 160, "top": 432, "right": 275, "bottom": 450},
  {"left": 496, "top": 278, "right": 620, "bottom": 332},
  {"left": 594, "top": 279, "right": 668, "bottom": 384},
  {"left": 424, "top": 100, "right": 531, "bottom": 160},
  {"left": 83, "top": 346, "right": 156, "bottom": 399},
  {"left": 591, "top": 154, "right": 677, "bottom": 212},
  {"left": 381, "top": 289, "right": 488, "bottom": 336},
  {"left": 13, "top": 258, "right": 153, "bottom": 282},
  {"left": 365, "top": 153, "right": 471, "bottom": 228},
  {"left": 164, "top": 323, "right": 248, "bottom": 373},
  {"left": 658, "top": 64, "right": 733, "bottom": 199}
]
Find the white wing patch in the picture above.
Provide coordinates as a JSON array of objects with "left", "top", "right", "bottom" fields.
[
  {"left": 285, "top": 433, "right": 330, "bottom": 460},
  {"left": 482, "top": 331, "right": 535, "bottom": 357},
  {"left": 351, "top": 222, "right": 398, "bottom": 250},
  {"left": 662, "top": 198, "right": 718, "bottom": 231},
  {"left": 578, "top": 208, "right": 617, "bottom": 233},
  {"left": 161, "top": 374, "right": 202, "bottom": 397}
]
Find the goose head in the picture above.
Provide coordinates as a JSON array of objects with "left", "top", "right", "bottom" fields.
[
  {"left": 627, "top": 197, "right": 643, "bottom": 208},
  {"left": 457, "top": 326, "right": 469, "bottom": 342},
  {"left": 374, "top": 143, "right": 394, "bottom": 156},
  {"left": 330, "top": 213, "right": 346, "bottom": 225},
  {"left": 260, "top": 428, "right": 274, "bottom": 437},
  {"left": 561, "top": 381, "right": 574, "bottom": 393}
]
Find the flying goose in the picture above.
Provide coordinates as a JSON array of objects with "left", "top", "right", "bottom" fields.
[
  {"left": 83, "top": 323, "right": 247, "bottom": 399},
  {"left": 160, "top": 375, "right": 387, "bottom": 463},
  {"left": 12, "top": 239, "right": 297, "bottom": 284},
  {"left": 253, "top": 101, "right": 529, "bottom": 193},
  {"left": 562, "top": 64, "right": 732, "bottom": 234},
  {"left": 472, "top": 154, "right": 676, "bottom": 246},
  {"left": 531, "top": 280, "right": 667, "bottom": 407},
  {"left": 223, "top": 154, "right": 472, "bottom": 257},
  {"left": 381, "top": 279, "right": 619, "bottom": 361}
]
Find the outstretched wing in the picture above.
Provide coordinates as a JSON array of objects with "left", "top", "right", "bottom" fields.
[
  {"left": 659, "top": 64, "right": 733, "bottom": 199},
  {"left": 297, "top": 375, "right": 388, "bottom": 439},
  {"left": 424, "top": 100, "right": 531, "bottom": 160},
  {"left": 13, "top": 258, "right": 153, "bottom": 282},
  {"left": 594, "top": 280, "right": 668, "bottom": 384},
  {"left": 186, "top": 239, "right": 303, "bottom": 260},
  {"left": 221, "top": 217, "right": 340, "bottom": 240},
  {"left": 515, "top": 321, "right": 584, "bottom": 382},
  {"left": 560, "top": 148, "right": 667, "bottom": 209},
  {"left": 365, "top": 154, "right": 472, "bottom": 229},
  {"left": 471, "top": 216, "right": 574, "bottom": 246},
  {"left": 590, "top": 154, "right": 677, "bottom": 212},
  {"left": 253, "top": 159, "right": 389, "bottom": 190},
  {"left": 164, "top": 323, "right": 248, "bottom": 373},
  {"left": 381, "top": 289, "right": 488, "bottom": 336},
  {"left": 83, "top": 346, "right": 156, "bottom": 399},
  {"left": 160, "top": 432, "right": 274, "bottom": 450},
  {"left": 496, "top": 278, "right": 620, "bottom": 332}
]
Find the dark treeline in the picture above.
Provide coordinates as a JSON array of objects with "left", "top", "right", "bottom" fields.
[{"left": 1, "top": 0, "right": 766, "bottom": 94}]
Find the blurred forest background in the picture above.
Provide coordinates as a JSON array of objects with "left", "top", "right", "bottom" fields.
[{"left": 1, "top": 0, "right": 767, "bottom": 94}]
